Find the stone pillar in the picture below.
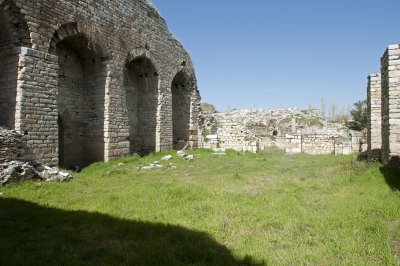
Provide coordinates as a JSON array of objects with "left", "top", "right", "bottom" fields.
[
  {"left": 15, "top": 47, "right": 59, "bottom": 165},
  {"left": 104, "top": 62, "right": 130, "bottom": 162},
  {"left": 158, "top": 73, "right": 173, "bottom": 152},
  {"left": 381, "top": 44, "right": 400, "bottom": 168},
  {"left": 367, "top": 73, "right": 382, "bottom": 160},
  {"left": 189, "top": 84, "right": 201, "bottom": 148}
]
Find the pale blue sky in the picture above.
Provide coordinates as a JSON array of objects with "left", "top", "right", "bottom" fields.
[{"left": 151, "top": 0, "right": 400, "bottom": 112}]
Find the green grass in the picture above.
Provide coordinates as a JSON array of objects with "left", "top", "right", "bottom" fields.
[{"left": 1, "top": 149, "right": 400, "bottom": 265}]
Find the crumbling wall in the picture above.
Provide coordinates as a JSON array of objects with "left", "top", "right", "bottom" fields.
[
  {"left": 0, "top": 128, "right": 23, "bottom": 161},
  {"left": 381, "top": 45, "right": 400, "bottom": 168},
  {"left": 0, "top": 0, "right": 200, "bottom": 167},
  {"left": 367, "top": 73, "right": 382, "bottom": 160},
  {"left": 200, "top": 108, "right": 358, "bottom": 155}
]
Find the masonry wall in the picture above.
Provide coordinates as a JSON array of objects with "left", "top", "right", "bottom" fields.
[
  {"left": 381, "top": 45, "right": 400, "bottom": 168},
  {"left": 367, "top": 73, "right": 382, "bottom": 160},
  {"left": 0, "top": 7, "right": 20, "bottom": 129},
  {"left": 275, "top": 134, "right": 341, "bottom": 155},
  {"left": 0, "top": 0, "right": 200, "bottom": 166}
]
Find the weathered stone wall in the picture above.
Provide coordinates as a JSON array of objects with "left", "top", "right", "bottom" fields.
[
  {"left": 367, "top": 73, "right": 382, "bottom": 160},
  {"left": 274, "top": 134, "right": 352, "bottom": 155},
  {"left": 200, "top": 108, "right": 361, "bottom": 155},
  {"left": 0, "top": 128, "right": 23, "bottom": 161},
  {"left": 381, "top": 45, "right": 400, "bottom": 168},
  {"left": 0, "top": 0, "right": 200, "bottom": 167}
]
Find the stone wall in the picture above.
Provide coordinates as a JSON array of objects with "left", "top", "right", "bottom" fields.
[
  {"left": 200, "top": 108, "right": 362, "bottom": 155},
  {"left": 0, "top": 0, "right": 200, "bottom": 167},
  {"left": 367, "top": 73, "right": 382, "bottom": 160},
  {"left": 0, "top": 128, "right": 23, "bottom": 161},
  {"left": 381, "top": 45, "right": 400, "bottom": 168}
]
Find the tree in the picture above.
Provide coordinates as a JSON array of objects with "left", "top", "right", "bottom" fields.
[
  {"left": 346, "top": 99, "right": 367, "bottom": 131},
  {"left": 200, "top": 102, "right": 218, "bottom": 114}
]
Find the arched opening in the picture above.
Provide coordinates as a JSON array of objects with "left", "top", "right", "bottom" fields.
[
  {"left": 0, "top": 1, "right": 30, "bottom": 129},
  {"left": 56, "top": 34, "right": 105, "bottom": 168},
  {"left": 272, "top": 130, "right": 278, "bottom": 137},
  {"left": 124, "top": 57, "right": 158, "bottom": 155},
  {"left": 171, "top": 71, "right": 191, "bottom": 149}
]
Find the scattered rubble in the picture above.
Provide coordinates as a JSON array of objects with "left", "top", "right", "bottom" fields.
[
  {"left": 176, "top": 150, "right": 195, "bottom": 160},
  {"left": 0, "top": 128, "right": 71, "bottom": 185},
  {"left": 162, "top": 155, "right": 173, "bottom": 161},
  {"left": 177, "top": 150, "right": 186, "bottom": 157},
  {"left": 0, "top": 160, "right": 71, "bottom": 185},
  {"left": 141, "top": 161, "right": 164, "bottom": 170},
  {"left": 185, "top": 155, "right": 194, "bottom": 161}
]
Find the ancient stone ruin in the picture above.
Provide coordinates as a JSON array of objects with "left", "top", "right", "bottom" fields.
[
  {"left": 0, "top": 127, "right": 70, "bottom": 184},
  {"left": 366, "top": 44, "right": 400, "bottom": 168},
  {"left": 366, "top": 73, "right": 381, "bottom": 160},
  {"left": 0, "top": 0, "right": 200, "bottom": 168},
  {"left": 199, "top": 108, "right": 364, "bottom": 155}
]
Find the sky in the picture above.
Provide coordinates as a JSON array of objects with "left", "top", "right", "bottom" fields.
[{"left": 150, "top": 0, "right": 400, "bottom": 112}]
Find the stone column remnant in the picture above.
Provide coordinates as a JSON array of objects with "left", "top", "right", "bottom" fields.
[
  {"left": 366, "top": 73, "right": 382, "bottom": 160},
  {"left": 381, "top": 44, "right": 400, "bottom": 168}
]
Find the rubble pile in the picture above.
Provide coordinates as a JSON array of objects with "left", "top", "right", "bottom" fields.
[
  {"left": 0, "top": 160, "right": 70, "bottom": 185},
  {"left": 0, "top": 128, "right": 71, "bottom": 185}
]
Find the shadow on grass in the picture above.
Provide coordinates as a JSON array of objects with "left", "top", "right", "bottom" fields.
[
  {"left": 380, "top": 167, "right": 400, "bottom": 191},
  {"left": 0, "top": 198, "right": 263, "bottom": 266}
]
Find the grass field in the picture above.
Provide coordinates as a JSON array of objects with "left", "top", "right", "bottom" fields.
[{"left": 0, "top": 149, "right": 400, "bottom": 265}]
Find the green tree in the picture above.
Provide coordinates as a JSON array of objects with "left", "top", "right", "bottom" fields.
[
  {"left": 200, "top": 102, "right": 218, "bottom": 114},
  {"left": 346, "top": 99, "right": 367, "bottom": 131}
]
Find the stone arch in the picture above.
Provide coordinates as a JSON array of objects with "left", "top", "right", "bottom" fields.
[
  {"left": 49, "top": 22, "right": 109, "bottom": 58},
  {"left": 167, "top": 63, "right": 194, "bottom": 88},
  {"left": 126, "top": 48, "right": 161, "bottom": 74},
  {"left": 124, "top": 50, "right": 160, "bottom": 155},
  {"left": 170, "top": 67, "right": 194, "bottom": 149},
  {"left": 0, "top": 0, "right": 31, "bottom": 129},
  {"left": 52, "top": 22, "right": 107, "bottom": 168}
]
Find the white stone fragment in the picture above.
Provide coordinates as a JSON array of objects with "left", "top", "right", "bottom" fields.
[{"left": 162, "top": 155, "right": 173, "bottom": 161}]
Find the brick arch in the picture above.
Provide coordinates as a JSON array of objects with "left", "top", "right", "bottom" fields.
[
  {"left": 0, "top": 0, "right": 31, "bottom": 47},
  {"left": 53, "top": 22, "right": 108, "bottom": 168},
  {"left": 49, "top": 22, "right": 110, "bottom": 58},
  {"left": 126, "top": 48, "right": 161, "bottom": 75},
  {"left": 170, "top": 66, "right": 196, "bottom": 149},
  {"left": 124, "top": 48, "right": 160, "bottom": 155},
  {"left": 167, "top": 63, "right": 196, "bottom": 90}
]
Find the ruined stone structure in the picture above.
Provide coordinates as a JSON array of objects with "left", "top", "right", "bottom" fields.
[
  {"left": 0, "top": 0, "right": 200, "bottom": 168},
  {"left": 200, "top": 108, "right": 363, "bottom": 155},
  {"left": 366, "top": 73, "right": 382, "bottom": 160},
  {"left": 380, "top": 45, "right": 400, "bottom": 168}
]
